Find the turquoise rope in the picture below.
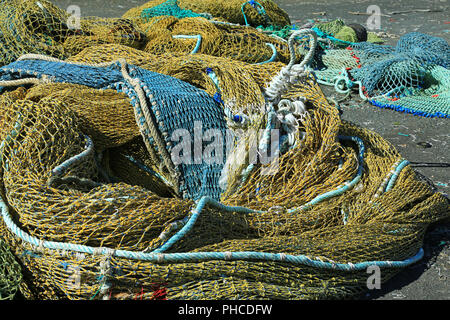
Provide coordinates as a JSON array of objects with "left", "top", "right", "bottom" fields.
[
  {"left": 312, "top": 27, "right": 354, "bottom": 46},
  {"left": 51, "top": 135, "right": 94, "bottom": 177},
  {"left": 385, "top": 160, "right": 410, "bottom": 192},
  {"left": 288, "top": 135, "right": 365, "bottom": 213},
  {"left": 256, "top": 43, "right": 278, "bottom": 65},
  {"left": 152, "top": 196, "right": 260, "bottom": 253},
  {"left": 172, "top": 35, "right": 202, "bottom": 54}
]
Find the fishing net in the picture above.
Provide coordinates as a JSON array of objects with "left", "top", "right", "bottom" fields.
[
  {"left": 307, "top": 32, "right": 450, "bottom": 117},
  {"left": 123, "top": 0, "right": 291, "bottom": 28},
  {"left": 0, "top": 0, "right": 147, "bottom": 66},
  {"left": 0, "top": 239, "right": 22, "bottom": 300},
  {"left": 68, "top": 43, "right": 284, "bottom": 115},
  {"left": 137, "top": 15, "right": 293, "bottom": 64},
  {"left": 312, "top": 19, "right": 383, "bottom": 48},
  {"left": 0, "top": 0, "right": 290, "bottom": 66},
  {"left": 0, "top": 28, "right": 448, "bottom": 301}
]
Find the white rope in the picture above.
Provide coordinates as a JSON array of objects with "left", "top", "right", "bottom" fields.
[
  {"left": 17, "top": 54, "right": 116, "bottom": 68},
  {"left": 262, "top": 29, "right": 318, "bottom": 150},
  {"left": 264, "top": 29, "right": 318, "bottom": 108},
  {"left": 0, "top": 75, "right": 52, "bottom": 87},
  {"left": 276, "top": 98, "right": 307, "bottom": 146}
]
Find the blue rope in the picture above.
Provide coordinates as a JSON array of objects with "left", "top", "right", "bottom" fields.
[
  {"left": 172, "top": 35, "right": 202, "bottom": 54},
  {"left": 312, "top": 27, "right": 355, "bottom": 46},
  {"left": 0, "top": 120, "right": 424, "bottom": 270},
  {"left": 288, "top": 135, "right": 365, "bottom": 213},
  {"left": 385, "top": 160, "right": 410, "bottom": 192},
  {"left": 369, "top": 99, "right": 450, "bottom": 118},
  {"left": 152, "top": 196, "right": 260, "bottom": 253},
  {"left": 0, "top": 69, "right": 424, "bottom": 272},
  {"left": 51, "top": 135, "right": 94, "bottom": 177}
]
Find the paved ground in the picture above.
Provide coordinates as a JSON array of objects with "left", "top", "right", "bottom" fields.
[{"left": 51, "top": 0, "right": 449, "bottom": 300}]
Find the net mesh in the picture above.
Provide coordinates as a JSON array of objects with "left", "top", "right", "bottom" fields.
[
  {"left": 0, "top": 0, "right": 293, "bottom": 66},
  {"left": 0, "top": 238, "right": 22, "bottom": 300},
  {"left": 138, "top": 16, "right": 293, "bottom": 64},
  {"left": 308, "top": 32, "right": 450, "bottom": 117},
  {"left": 123, "top": 0, "right": 291, "bottom": 28},
  {"left": 0, "top": 62, "right": 448, "bottom": 300},
  {"left": 0, "top": 0, "right": 147, "bottom": 66},
  {"left": 67, "top": 43, "right": 284, "bottom": 114}
]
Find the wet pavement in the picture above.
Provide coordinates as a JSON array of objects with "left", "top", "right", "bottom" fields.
[{"left": 51, "top": 0, "right": 450, "bottom": 300}]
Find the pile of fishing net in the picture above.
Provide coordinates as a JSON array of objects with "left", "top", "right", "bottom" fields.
[
  {"left": 0, "top": 24, "right": 448, "bottom": 301},
  {"left": 308, "top": 31, "right": 450, "bottom": 118},
  {"left": 0, "top": 239, "right": 21, "bottom": 300},
  {"left": 135, "top": 16, "right": 293, "bottom": 64},
  {"left": 122, "top": 0, "right": 291, "bottom": 28},
  {"left": 0, "top": 0, "right": 295, "bottom": 66}
]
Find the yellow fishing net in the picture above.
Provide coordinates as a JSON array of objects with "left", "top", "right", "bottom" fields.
[
  {"left": 0, "top": 1, "right": 448, "bottom": 302},
  {"left": 0, "top": 0, "right": 293, "bottom": 66},
  {"left": 67, "top": 43, "right": 284, "bottom": 115},
  {"left": 0, "top": 0, "right": 147, "bottom": 66},
  {"left": 0, "top": 65, "right": 448, "bottom": 300},
  {"left": 123, "top": 0, "right": 291, "bottom": 28}
]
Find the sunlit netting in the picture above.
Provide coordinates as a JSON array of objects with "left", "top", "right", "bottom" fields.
[
  {"left": 367, "top": 65, "right": 450, "bottom": 117},
  {"left": 123, "top": 0, "right": 291, "bottom": 28},
  {"left": 0, "top": 239, "right": 22, "bottom": 300},
  {"left": 0, "top": 0, "right": 70, "bottom": 66},
  {"left": 67, "top": 43, "right": 284, "bottom": 115},
  {"left": 0, "top": 0, "right": 147, "bottom": 66},
  {"left": 0, "top": 30, "right": 448, "bottom": 300},
  {"left": 135, "top": 15, "right": 292, "bottom": 64},
  {"left": 307, "top": 32, "right": 450, "bottom": 117},
  {"left": 62, "top": 17, "right": 147, "bottom": 56}
]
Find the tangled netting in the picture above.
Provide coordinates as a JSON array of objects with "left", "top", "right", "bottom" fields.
[
  {"left": 0, "top": 0, "right": 294, "bottom": 66},
  {"left": 136, "top": 16, "right": 293, "bottom": 64},
  {"left": 0, "top": 1, "right": 449, "bottom": 301},
  {"left": 308, "top": 32, "right": 450, "bottom": 118},
  {"left": 123, "top": 0, "right": 291, "bottom": 28},
  {"left": 0, "top": 0, "right": 148, "bottom": 66},
  {"left": 67, "top": 44, "right": 284, "bottom": 115},
  {"left": 0, "top": 239, "right": 22, "bottom": 300}
]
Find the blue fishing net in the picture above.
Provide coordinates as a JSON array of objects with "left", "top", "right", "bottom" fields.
[
  {"left": 309, "top": 31, "right": 450, "bottom": 117},
  {"left": 350, "top": 32, "right": 449, "bottom": 96}
]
